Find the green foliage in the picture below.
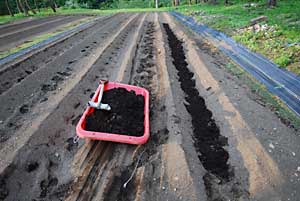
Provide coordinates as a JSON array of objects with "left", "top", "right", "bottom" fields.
[
  {"left": 63, "top": 0, "right": 80, "bottom": 9},
  {"left": 178, "top": 0, "right": 300, "bottom": 74},
  {"left": 0, "top": 0, "right": 9, "bottom": 15},
  {"left": 274, "top": 55, "right": 291, "bottom": 67},
  {"left": 118, "top": 0, "right": 150, "bottom": 8}
]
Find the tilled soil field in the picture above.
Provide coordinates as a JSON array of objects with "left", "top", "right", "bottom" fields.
[
  {"left": 0, "top": 14, "right": 91, "bottom": 52},
  {"left": 0, "top": 12, "right": 299, "bottom": 201}
]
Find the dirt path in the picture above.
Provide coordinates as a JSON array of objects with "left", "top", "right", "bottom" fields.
[
  {"left": 0, "top": 15, "right": 91, "bottom": 52},
  {"left": 0, "top": 12, "right": 299, "bottom": 201}
]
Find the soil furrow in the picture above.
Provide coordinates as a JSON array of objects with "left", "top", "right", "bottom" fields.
[
  {"left": 67, "top": 13, "right": 149, "bottom": 201},
  {"left": 0, "top": 15, "right": 89, "bottom": 52},
  {"left": 0, "top": 12, "right": 138, "bottom": 175},
  {"left": 0, "top": 14, "right": 119, "bottom": 94},
  {"left": 102, "top": 14, "right": 183, "bottom": 201},
  {"left": 0, "top": 16, "right": 75, "bottom": 39},
  {"left": 0, "top": 15, "right": 67, "bottom": 36},
  {"left": 0, "top": 14, "right": 132, "bottom": 144},
  {"left": 0, "top": 13, "right": 145, "bottom": 201}
]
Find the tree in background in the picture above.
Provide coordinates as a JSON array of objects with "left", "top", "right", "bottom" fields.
[
  {"left": 1, "top": 0, "right": 282, "bottom": 16},
  {"left": 18, "top": 0, "right": 29, "bottom": 16},
  {"left": 49, "top": 0, "right": 57, "bottom": 12},
  {"left": 34, "top": 0, "right": 40, "bottom": 12},
  {"left": 15, "top": 0, "right": 22, "bottom": 13},
  {"left": 24, "top": 0, "right": 37, "bottom": 14},
  {"left": 173, "top": 0, "right": 179, "bottom": 7},
  {"left": 5, "top": 0, "right": 14, "bottom": 16}
]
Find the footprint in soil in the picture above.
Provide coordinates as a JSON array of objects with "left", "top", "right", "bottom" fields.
[
  {"left": 68, "top": 60, "right": 77, "bottom": 65},
  {"left": 26, "top": 162, "right": 39, "bottom": 172},
  {"left": 81, "top": 49, "right": 86, "bottom": 53},
  {"left": 17, "top": 77, "right": 25, "bottom": 83},
  {"left": 7, "top": 122, "right": 14, "bottom": 128},
  {"left": 2, "top": 81, "right": 10, "bottom": 87},
  {"left": 83, "top": 88, "right": 91, "bottom": 95},
  {"left": 40, "top": 97, "right": 48, "bottom": 103},
  {"left": 25, "top": 70, "right": 32, "bottom": 75},
  {"left": 57, "top": 71, "right": 71, "bottom": 77},
  {"left": 41, "top": 84, "right": 57, "bottom": 92},
  {"left": 93, "top": 75, "right": 99, "bottom": 81},
  {"left": 65, "top": 137, "right": 78, "bottom": 151},
  {"left": 48, "top": 160, "right": 58, "bottom": 170},
  {"left": 73, "top": 102, "right": 80, "bottom": 109},
  {"left": 19, "top": 104, "right": 29, "bottom": 114},
  {"left": 172, "top": 115, "right": 181, "bottom": 124},
  {"left": 30, "top": 65, "right": 38, "bottom": 71},
  {"left": 51, "top": 75, "right": 64, "bottom": 82},
  {"left": 40, "top": 177, "right": 58, "bottom": 198},
  {"left": 65, "top": 67, "right": 72, "bottom": 72}
]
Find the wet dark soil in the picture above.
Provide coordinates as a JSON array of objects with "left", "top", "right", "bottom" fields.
[
  {"left": 163, "top": 23, "right": 231, "bottom": 181},
  {"left": 85, "top": 88, "right": 145, "bottom": 136}
]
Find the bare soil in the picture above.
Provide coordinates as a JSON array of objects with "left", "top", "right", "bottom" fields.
[
  {"left": 0, "top": 12, "right": 299, "bottom": 201},
  {"left": 0, "top": 15, "right": 90, "bottom": 52}
]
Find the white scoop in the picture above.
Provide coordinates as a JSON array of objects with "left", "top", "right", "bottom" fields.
[{"left": 88, "top": 80, "right": 111, "bottom": 111}]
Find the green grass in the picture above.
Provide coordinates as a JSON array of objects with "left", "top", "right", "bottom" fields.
[
  {"left": 225, "top": 62, "right": 300, "bottom": 130},
  {"left": 177, "top": 0, "right": 300, "bottom": 74},
  {"left": 177, "top": 1, "right": 300, "bottom": 119}
]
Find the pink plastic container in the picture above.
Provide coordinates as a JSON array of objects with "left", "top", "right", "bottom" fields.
[{"left": 76, "top": 81, "right": 150, "bottom": 145}]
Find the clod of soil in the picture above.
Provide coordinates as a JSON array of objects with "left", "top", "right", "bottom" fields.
[
  {"left": 85, "top": 88, "right": 144, "bottom": 136},
  {"left": 26, "top": 162, "right": 39, "bottom": 172},
  {"left": 19, "top": 104, "right": 29, "bottom": 114}
]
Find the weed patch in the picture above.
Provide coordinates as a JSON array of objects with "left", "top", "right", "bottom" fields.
[{"left": 178, "top": 0, "right": 300, "bottom": 74}]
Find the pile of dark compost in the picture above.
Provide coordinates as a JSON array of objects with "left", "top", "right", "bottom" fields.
[{"left": 85, "top": 88, "right": 144, "bottom": 136}]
